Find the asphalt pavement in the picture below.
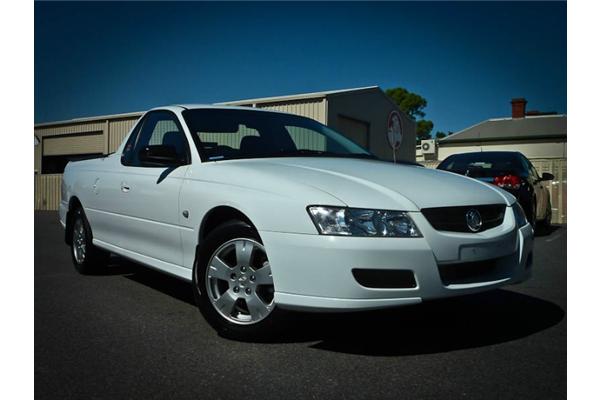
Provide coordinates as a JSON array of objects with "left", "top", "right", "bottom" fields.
[{"left": 35, "top": 211, "right": 566, "bottom": 399}]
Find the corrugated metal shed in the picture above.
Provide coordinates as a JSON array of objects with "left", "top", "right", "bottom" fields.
[
  {"left": 34, "top": 114, "right": 143, "bottom": 173},
  {"left": 108, "top": 118, "right": 142, "bottom": 153},
  {"left": 218, "top": 86, "right": 379, "bottom": 107},
  {"left": 217, "top": 87, "right": 383, "bottom": 124}
]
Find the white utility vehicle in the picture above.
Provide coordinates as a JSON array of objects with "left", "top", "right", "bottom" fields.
[{"left": 60, "top": 106, "right": 534, "bottom": 340}]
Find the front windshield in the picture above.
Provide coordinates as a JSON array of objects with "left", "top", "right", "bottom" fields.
[{"left": 181, "top": 108, "right": 375, "bottom": 161}]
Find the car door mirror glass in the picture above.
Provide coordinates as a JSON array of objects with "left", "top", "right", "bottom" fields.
[{"left": 541, "top": 172, "right": 554, "bottom": 181}]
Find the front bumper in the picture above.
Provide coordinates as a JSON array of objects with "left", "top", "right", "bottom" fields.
[{"left": 261, "top": 208, "right": 534, "bottom": 312}]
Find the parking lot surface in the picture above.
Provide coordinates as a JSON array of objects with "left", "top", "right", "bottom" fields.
[{"left": 35, "top": 211, "right": 566, "bottom": 399}]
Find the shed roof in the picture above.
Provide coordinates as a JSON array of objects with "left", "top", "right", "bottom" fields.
[
  {"left": 35, "top": 111, "right": 144, "bottom": 129},
  {"left": 216, "top": 86, "right": 381, "bottom": 105},
  {"left": 440, "top": 114, "right": 567, "bottom": 144},
  {"left": 34, "top": 86, "right": 389, "bottom": 128}
]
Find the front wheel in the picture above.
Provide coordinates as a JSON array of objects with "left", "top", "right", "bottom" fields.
[{"left": 193, "top": 221, "right": 286, "bottom": 341}]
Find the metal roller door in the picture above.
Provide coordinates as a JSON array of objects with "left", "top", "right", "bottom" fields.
[
  {"left": 337, "top": 115, "right": 369, "bottom": 148},
  {"left": 42, "top": 132, "right": 104, "bottom": 156}
]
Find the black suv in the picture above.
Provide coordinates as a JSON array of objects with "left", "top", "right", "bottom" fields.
[{"left": 437, "top": 151, "right": 554, "bottom": 231}]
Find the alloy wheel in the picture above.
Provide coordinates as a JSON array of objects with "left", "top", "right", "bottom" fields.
[
  {"left": 72, "top": 218, "right": 87, "bottom": 264},
  {"left": 205, "top": 238, "right": 275, "bottom": 325}
]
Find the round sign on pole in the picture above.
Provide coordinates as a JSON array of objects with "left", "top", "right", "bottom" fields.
[{"left": 387, "top": 111, "right": 403, "bottom": 150}]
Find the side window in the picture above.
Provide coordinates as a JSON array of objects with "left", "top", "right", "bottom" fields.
[
  {"left": 530, "top": 164, "right": 541, "bottom": 180},
  {"left": 438, "top": 156, "right": 456, "bottom": 170},
  {"left": 121, "top": 119, "right": 143, "bottom": 166},
  {"left": 521, "top": 156, "right": 540, "bottom": 180},
  {"left": 122, "top": 111, "right": 190, "bottom": 167},
  {"left": 518, "top": 156, "right": 530, "bottom": 174}
]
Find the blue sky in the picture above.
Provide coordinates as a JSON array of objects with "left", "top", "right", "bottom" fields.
[{"left": 35, "top": 1, "right": 566, "bottom": 133}]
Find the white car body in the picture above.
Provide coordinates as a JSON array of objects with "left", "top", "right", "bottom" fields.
[{"left": 60, "top": 105, "right": 534, "bottom": 313}]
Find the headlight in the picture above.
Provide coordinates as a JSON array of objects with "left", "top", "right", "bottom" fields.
[
  {"left": 307, "top": 206, "right": 422, "bottom": 237},
  {"left": 512, "top": 203, "right": 528, "bottom": 228}
]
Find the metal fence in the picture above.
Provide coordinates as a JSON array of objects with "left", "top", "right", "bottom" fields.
[
  {"left": 34, "top": 158, "right": 567, "bottom": 224},
  {"left": 421, "top": 158, "right": 567, "bottom": 224},
  {"left": 34, "top": 174, "right": 62, "bottom": 211}
]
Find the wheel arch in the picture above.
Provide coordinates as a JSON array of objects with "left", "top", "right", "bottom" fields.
[{"left": 198, "top": 205, "right": 259, "bottom": 245}]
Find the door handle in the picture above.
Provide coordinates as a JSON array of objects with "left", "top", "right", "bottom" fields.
[{"left": 121, "top": 182, "right": 130, "bottom": 193}]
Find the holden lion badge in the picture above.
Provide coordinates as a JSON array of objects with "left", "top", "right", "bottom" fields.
[{"left": 465, "top": 209, "right": 483, "bottom": 232}]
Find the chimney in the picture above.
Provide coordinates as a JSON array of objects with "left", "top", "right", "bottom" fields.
[{"left": 511, "top": 98, "right": 527, "bottom": 118}]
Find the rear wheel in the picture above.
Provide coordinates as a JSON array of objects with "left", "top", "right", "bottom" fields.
[
  {"left": 539, "top": 200, "right": 553, "bottom": 230},
  {"left": 69, "top": 207, "right": 109, "bottom": 274},
  {"left": 193, "top": 221, "right": 285, "bottom": 341},
  {"left": 529, "top": 201, "right": 537, "bottom": 232}
]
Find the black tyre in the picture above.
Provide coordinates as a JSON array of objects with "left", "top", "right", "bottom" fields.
[
  {"left": 529, "top": 201, "right": 537, "bottom": 232},
  {"left": 69, "top": 207, "right": 110, "bottom": 274},
  {"left": 539, "top": 202, "right": 553, "bottom": 231},
  {"left": 193, "top": 221, "right": 286, "bottom": 341}
]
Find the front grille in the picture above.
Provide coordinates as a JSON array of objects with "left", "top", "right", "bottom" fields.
[
  {"left": 438, "top": 258, "right": 505, "bottom": 286},
  {"left": 421, "top": 204, "right": 505, "bottom": 233}
]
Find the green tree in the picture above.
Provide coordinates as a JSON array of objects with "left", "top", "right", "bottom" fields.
[
  {"left": 417, "top": 120, "right": 434, "bottom": 141},
  {"left": 385, "top": 87, "right": 434, "bottom": 142},
  {"left": 435, "top": 130, "right": 454, "bottom": 139},
  {"left": 385, "top": 87, "right": 427, "bottom": 119}
]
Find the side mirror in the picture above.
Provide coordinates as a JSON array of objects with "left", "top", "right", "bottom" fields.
[
  {"left": 138, "top": 145, "right": 183, "bottom": 166},
  {"left": 541, "top": 172, "right": 554, "bottom": 181}
]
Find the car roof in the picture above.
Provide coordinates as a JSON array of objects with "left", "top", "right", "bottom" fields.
[{"left": 444, "top": 151, "right": 523, "bottom": 159}]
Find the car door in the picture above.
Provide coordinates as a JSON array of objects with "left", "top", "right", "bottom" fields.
[{"left": 101, "top": 110, "right": 191, "bottom": 267}]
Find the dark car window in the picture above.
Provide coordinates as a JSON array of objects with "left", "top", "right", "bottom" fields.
[
  {"left": 528, "top": 160, "right": 541, "bottom": 180},
  {"left": 122, "top": 111, "right": 190, "bottom": 167},
  {"left": 517, "top": 154, "right": 540, "bottom": 180},
  {"left": 121, "top": 119, "right": 143, "bottom": 166},
  {"left": 518, "top": 155, "right": 530, "bottom": 174},
  {"left": 531, "top": 165, "right": 541, "bottom": 180},
  {"left": 181, "top": 108, "right": 375, "bottom": 162},
  {"left": 437, "top": 152, "right": 525, "bottom": 178}
]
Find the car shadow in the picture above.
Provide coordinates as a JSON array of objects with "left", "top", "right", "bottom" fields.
[
  {"left": 534, "top": 224, "right": 562, "bottom": 237},
  {"left": 116, "top": 260, "right": 197, "bottom": 305},
  {"left": 285, "top": 290, "right": 565, "bottom": 356},
  {"left": 81, "top": 255, "right": 143, "bottom": 276},
  {"left": 109, "top": 258, "right": 564, "bottom": 356}
]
